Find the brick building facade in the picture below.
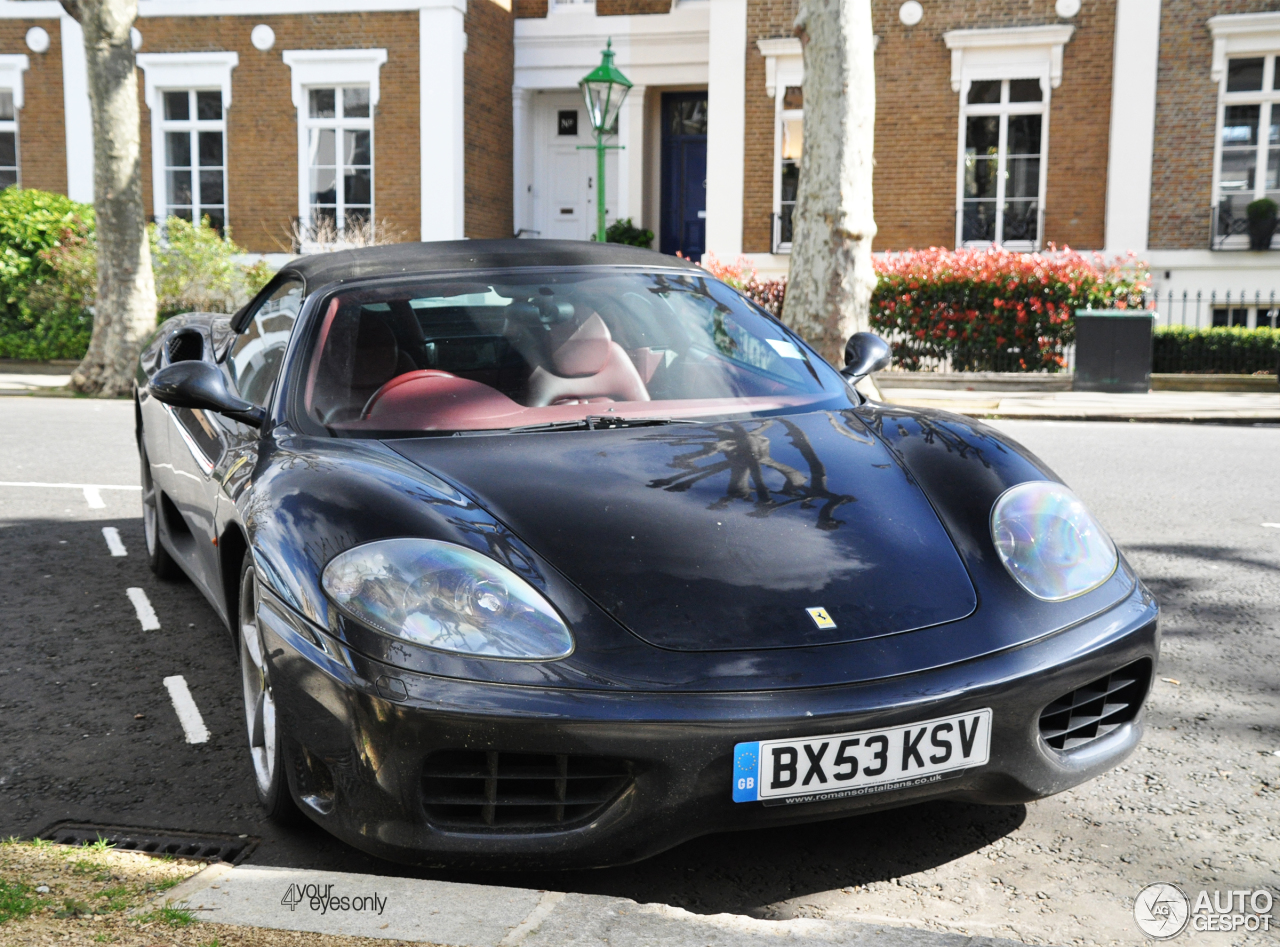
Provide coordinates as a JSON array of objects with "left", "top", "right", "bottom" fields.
[{"left": 1, "top": 0, "right": 1277, "bottom": 313}]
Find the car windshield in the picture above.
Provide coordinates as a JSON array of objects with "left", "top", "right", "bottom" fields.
[{"left": 298, "top": 268, "right": 852, "bottom": 434}]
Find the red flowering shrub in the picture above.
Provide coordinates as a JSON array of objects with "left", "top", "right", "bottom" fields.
[
  {"left": 695, "top": 253, "right": 788, "bottom": 317},
  {"left": 871, "top": 246, "right": 1149, "bottom": 372}
]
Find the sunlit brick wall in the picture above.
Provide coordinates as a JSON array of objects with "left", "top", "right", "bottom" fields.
[{"left": 0, "top": 19, "right": 68, "bottom": 195}]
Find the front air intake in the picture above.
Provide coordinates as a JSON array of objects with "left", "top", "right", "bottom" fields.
[
  {"left": 1039, "top": 660, "right": 1151, "bottom": 752},
  {"left": 422, "top": 750, "right": 632, "bottom": 832}
]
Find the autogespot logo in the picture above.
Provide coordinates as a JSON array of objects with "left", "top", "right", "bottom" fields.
[
  {"left": 280, "top": 883, "right": 387, "bottom": 916},
  {"left": 1134, "top": 883, "right": 1190, "bottom": 939},
  {"left": 1134, "top": 883, "right": 1275, "bottom": 938}
]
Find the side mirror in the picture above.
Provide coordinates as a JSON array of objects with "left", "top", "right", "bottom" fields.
[
  {"left": 841, "top": 332, "right": 892, "bottom": 380},
  {"left": 149, "top": 360, "right": 265, "bottom": 428}
]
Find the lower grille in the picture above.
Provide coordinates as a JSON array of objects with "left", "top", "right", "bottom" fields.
[
  {"left": 422, "top": 750, "right": 631, "bottom": 831},
  {"left": 1039, "top": 660, "right": 1151, "bottom": 751}
]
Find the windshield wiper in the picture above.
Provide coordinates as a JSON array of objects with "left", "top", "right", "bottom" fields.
[{"left": 465, "top": 416, "right": 700, "bottom": 436}]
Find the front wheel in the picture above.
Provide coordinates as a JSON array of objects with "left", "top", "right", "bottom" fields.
[
  {"left": 239, "top": 559, "right": 297, "bottom": 820},
  {"left": 140, "top": 444, "right": 181, "bottom": 580}
]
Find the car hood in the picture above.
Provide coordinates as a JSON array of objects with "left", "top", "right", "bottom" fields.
[{"left": 389, "top": 410, "right": 977, "bottom": 652}]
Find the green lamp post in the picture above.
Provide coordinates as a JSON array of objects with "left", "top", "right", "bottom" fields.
[{"left": 579, "top": 39, "right": 632, "bottom": 243}]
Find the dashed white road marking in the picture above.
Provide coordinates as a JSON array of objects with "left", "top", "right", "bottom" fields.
[
  {"left": 163, "top": 675, "right": 210, "bottom": 744},
  {"left": 126, "top": 587, "right": 160, "bottom": 630},
  {"left": 102, "top": 527, "right": 127, "bottom": 557},
  {"left": 0, "top": 481, "right": 141, "bottom": 491},
  {"left": 83, "top": 486, "right": 105, "bottom": 508}
]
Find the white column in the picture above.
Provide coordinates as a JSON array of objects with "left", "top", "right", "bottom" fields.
[
  {"left": 512, "top": 86, "right": 533, "bottom": 236},
  {"left": 60, "top": 13, "right": 93, "bottom": 202},
  {"left": 420, "top": 0, "right": 467, "bottom": 241},
  {"left": 1104, "top": 0, "right": 1162, "bottom": 253},
  {"left": 705, "top": 0, "right": 746, "bottom": 259},
  {"left": 616, "top": 84, "right": 645, "bottom": 226}
]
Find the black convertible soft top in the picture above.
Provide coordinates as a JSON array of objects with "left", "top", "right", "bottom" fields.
[{"left": 233, "top": 239, "right": 699, "bottom": 331}]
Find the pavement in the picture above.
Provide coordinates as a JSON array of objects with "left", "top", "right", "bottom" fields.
[
  {"left": 152, "top": 862, "right": 1032, "bottom": 947},
  {"left": 2, "top": 399, "right": 1279, "bottom": 947}
]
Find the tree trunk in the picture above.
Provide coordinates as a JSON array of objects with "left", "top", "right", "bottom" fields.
[
  {"left": 780, "top": 0, "right": 877, "bottom": 368},
  {"left": 62, "top": 0, "right": 157, "bottom": 398}
]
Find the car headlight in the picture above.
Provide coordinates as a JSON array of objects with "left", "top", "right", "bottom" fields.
[
  {"left": 321, "top": 539, "right": 573, "bottom": 660},
  {"left": 990, "top": 481, "right": 1117, "bottom": 602}
]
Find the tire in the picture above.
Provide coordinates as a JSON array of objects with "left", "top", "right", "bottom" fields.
[
  {"left": 238, "top": 558, "right": 298, "bottom": 821},
  {"left": 139, "top": 444, "right": 182, "bottom": 580}
]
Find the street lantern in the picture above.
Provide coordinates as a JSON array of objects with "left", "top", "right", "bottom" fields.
[{"left": 579, "top": 39, "right": 632, "bottom": 243}]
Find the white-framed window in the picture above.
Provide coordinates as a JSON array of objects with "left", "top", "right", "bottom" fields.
[
  {"left": 282, "top": 49, "right": 387, "bottom": 235},
  {"left": 0, "top": 90, "right": 17, "bottom": 188},
  {"left": 159, "top": 89, "right": 227, "bottom": 231},
  {"left": 958, "top": 77, "right": 1046, "bottom": 249},
  {"left": 1212, "top": 54, "right": 1280, "bottom": 248},
  {"left": 759, "top": 37, "right": 804, "bottom": 253},
  {"left": 303, "top": 86, "right": 373, "bottom": 231},
  {"left": 137, "top": 52, "right": 239, "bottom": 231},
  {"left": 942, "top": 25, "right": 1072, "bottom": 251}
]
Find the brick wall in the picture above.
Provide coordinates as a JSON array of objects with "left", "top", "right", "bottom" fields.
[
  {"left": 1149, "top": 0, "right": 1280, "bottom": 249},
  {"left": 465, "top": 0, "right": 515, "bottom": 238},
  {"left": 0, "top": 19, "right": 68, "bottom": 195},
  {"left": 136, "top": 12, "right": 420, "bottom": 253},
  {"left": 743, "top": 0, "right": 1115, "bottom": 253},
  {"left": 514, "top": 0, "right": 547, "bottom": 19}
]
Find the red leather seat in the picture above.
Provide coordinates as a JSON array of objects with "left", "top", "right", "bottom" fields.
[{"left": 526, "top": 313, "right": 650, "bottom": 407}]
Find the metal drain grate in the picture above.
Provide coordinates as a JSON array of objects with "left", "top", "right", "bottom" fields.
[{"left": 37, "top": 822, "right": 259, "bottom": 864}]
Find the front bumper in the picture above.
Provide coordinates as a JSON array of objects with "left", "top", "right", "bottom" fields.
[{"left": 258, "top": 581, "right": 1158, "bottom": 869}]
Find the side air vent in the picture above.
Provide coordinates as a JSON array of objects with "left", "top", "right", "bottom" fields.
[
  {"left": 422, "top": 750, "right": 631, "bottom": 832},
  {"left": 1039, "top": 659, "right": 1151, "bottom": 752},
  {"left": 167, "top": 332, "right": 204, "bottom": 364}
]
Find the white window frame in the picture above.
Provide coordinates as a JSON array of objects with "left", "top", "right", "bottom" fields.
[
  {"left": 758, "top": 38, "right": 803, "bottom": 254},
  {"left": 137, "top": 52, "right": 239, "bottom": 228},
  {"left": 1208, "top": 13, "right": 1280, "bottom": 251},
  {"left": 282, "top": 49, "right": 387, "bottom": 233},
  {"left": 943, "top": 25, "right": 1072, "bottom": 251},
  {"left": 0, "top": 54, "right": 29, "bottom": 189}
]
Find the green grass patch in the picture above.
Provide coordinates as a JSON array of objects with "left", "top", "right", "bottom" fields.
[
  {"left": 0, "top": 879, "right": 37, "bottom": 923},
  {"left": 141, "top": 902, "right": 198, "bottom": 927}
]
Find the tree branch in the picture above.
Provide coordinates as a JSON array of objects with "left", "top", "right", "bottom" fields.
[{"left": 58, "top": 0, "right": 83, "bottom": 24}]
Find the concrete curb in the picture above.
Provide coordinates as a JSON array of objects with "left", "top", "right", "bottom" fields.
[{"left": 144, "top": 863, "right": 1040, "bottom": 947}]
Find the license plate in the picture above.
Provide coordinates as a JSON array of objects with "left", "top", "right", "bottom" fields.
[{"left": 732, "top": 708, "right": 992, "bottom": 804}]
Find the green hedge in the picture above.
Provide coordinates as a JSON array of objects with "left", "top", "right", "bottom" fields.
[
  {"left": 0, "top": 189, "right": 94, "bottom": 359},
  {"left": 1153, "top": 325, "right": 1280, "bottom": 375}
]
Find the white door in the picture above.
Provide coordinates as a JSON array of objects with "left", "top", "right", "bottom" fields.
[{"left": 532, "top": 91, "right": 617, "bottom": 241}]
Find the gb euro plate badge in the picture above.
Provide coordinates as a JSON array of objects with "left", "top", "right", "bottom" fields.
[{"left": 732, "top": 709, "right": 992, "bottom": 804}]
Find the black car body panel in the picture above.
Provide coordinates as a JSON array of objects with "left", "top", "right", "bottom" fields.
[{"left": 134, "top": 240, "right": 1158, "bottom": 868}]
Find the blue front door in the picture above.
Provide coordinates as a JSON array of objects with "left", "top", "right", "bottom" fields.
[{"left": 660, "top": 92, "right": 707, "bottom": 258}]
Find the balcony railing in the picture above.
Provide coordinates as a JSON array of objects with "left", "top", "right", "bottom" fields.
[{"left": 1210, "top": 203, "right": 1280, "bottom": 251}]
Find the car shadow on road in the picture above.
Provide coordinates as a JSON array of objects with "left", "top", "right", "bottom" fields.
[{"left": 440, "top": 799, "right": 1027, "bottom": 915}]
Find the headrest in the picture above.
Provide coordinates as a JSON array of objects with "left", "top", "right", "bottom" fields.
[
  {"left": 549, "top": 313, "right": 612, "bottom": 378},
  {"left": 352, "top": 315, "right": 399, "bottom": 387}
]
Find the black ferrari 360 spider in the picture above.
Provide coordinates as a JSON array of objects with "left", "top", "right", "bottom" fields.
[{"left": 136, "top": 240, "right": 1158, "bottom": 868}]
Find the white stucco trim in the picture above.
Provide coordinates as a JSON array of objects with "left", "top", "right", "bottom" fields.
[
  {"left": 1104, "top": 0, "right": 1160, "bottom": 253},
  {"left": 0, "top": 1, "right": 63, "bottom": 16},
  {"left": 137, "top": 52, "right": 239, "bottom": 111},
  {"left": 0, "top": 0, "right": 451, "bottom": 14},
  {"left": 512, "top": 86, "right": 533, "bottom": 236},
  {"left": 0, "top": 54, "right": 28, "bottom": 109},
  {"left": 1208, "top": 12, "right": 1280, "bottom": 83},
  {"left": 705, "top": 0, "right": 745, "bottom": 258},
  {"left": 756, "top": 37, "right": 801, "bottom": 99},
  {"left": 419, "top": 3, "right": 466, "bottom": 240},
  {"left": 59, "top": 14, "right": 93, "bottom": 203},
  {"left": 943, "top": 25, "right": 1075, "bottom": 91}
]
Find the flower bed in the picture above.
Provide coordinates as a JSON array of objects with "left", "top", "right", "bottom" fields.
[{"left": 871, "top": 246, "right": 1149, "bottom": 372}]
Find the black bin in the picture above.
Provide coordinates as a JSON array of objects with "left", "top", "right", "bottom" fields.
[{"left": 1073, "top": 309, "right": 1155, "bottom": 393}]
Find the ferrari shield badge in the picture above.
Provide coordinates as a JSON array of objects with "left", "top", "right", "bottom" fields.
[{"left": 805, "top": 607, "right": 836, "bottom": 629}]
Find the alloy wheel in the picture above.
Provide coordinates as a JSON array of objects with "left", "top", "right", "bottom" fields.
[{"left": 239, "top": 566, "right": 277, "bottom": 796}]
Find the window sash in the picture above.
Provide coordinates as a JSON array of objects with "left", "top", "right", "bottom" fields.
[
  {"left": 957, "top": 78, "right": 1047, "bottom": 250},
  {"left": 0, "top": 87, "right": 18, "bottom": 188},
  {"left": 157, "top": 88, "right": 226, "bottom": 230},
  {"left": 1214, "top": 54, "right": 1280, "bottom": 245},
  {"left": 302, "top": 85, "right": 373, "bottom": 232}
]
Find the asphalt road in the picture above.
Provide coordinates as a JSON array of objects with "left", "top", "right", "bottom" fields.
[{"left": 1, "top": 397, "right": 1277, "bottom": 946}]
